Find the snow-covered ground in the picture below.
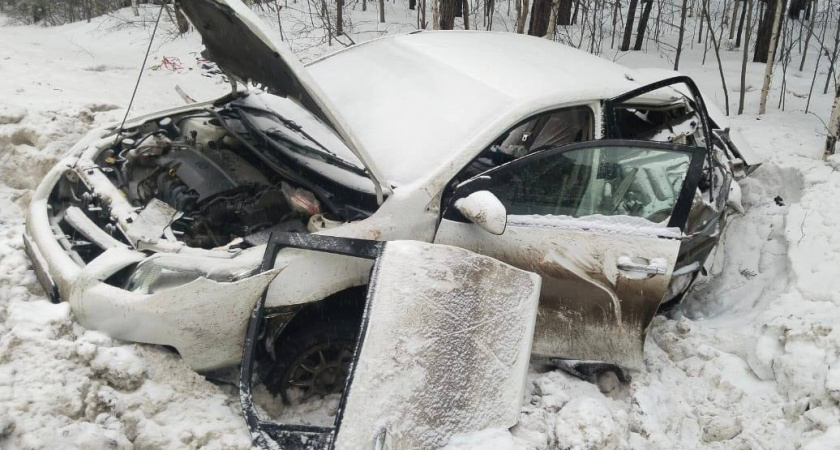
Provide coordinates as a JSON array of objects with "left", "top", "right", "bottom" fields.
[{"left": 1, "top": 3, "right": 839, "bottom": 449}]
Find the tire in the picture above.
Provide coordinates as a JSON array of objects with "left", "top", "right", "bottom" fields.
[{"left": 261, "top": 318, "right": 359, "bottom": 404}]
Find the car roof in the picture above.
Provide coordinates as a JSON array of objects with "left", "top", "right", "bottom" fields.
[{"left": 308, "top": 31, "right": 643, "bottom": 186}]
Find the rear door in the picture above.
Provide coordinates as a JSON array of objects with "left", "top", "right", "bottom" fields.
[{"left": 434, "top": 140, "right": 704, "bottom": 369}]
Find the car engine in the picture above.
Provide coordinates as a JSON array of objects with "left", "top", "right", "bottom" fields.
[{"left": 97, "top": 114, "right": 324, "bottom": 249}]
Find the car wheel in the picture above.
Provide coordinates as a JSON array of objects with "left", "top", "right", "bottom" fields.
[{"left": 263, "top": 320, "right": 359, "bottom": 404}]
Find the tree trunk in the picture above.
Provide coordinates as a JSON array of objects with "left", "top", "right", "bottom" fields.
[
  {"left": 463, "top": 0, "right": 470, "bottom": 29},
  {"left": 175, "top": 5, "right": 190, "bottom": 34},
  {"left": 789, "top": 0, "right": 806, "bottom": 18},
  {"left": 131, "top": 0, "right": 138, "bottom": 16},
  {"left": 621, "top": 0, "right": 639, "bottom": 51},
  {"left": 739, "top": 0, "right": 754, "bottom": 114},
  {"left": 674, "top": 0, "right": 689, "bottom": 70},
  {"left": 455, "top": 0, "right": 462, "bottom": 16},
  {"left": 633, "top": 0, "right": 653, "bottom": 50},
  {"left": 529, "top": 0, "right": 552, "bottom": 36},
  {"left": 705, "top": 0, "right": 730, "bottom": 115},
  {"left": 754, "top": 0, "right": 783, "bottom": 62},
  {"left": 545, "top": 0, "right": 560, "bottom": 38},
  {"left": 516, "top": 0, "right": 530, "bottom": 33},
  {"left": 336, "top": 0, "right": 344, "bottom": 34},
  {"left": 759, "top": 0, "right": 783, "bottom": 114},
  {"left": 439, "top": 0, "right": 456, "bottom": 29},
  {"left": 409, "top": 0, "right": 416, "bottom": 10},
  {"left": 824, "top": 12, "right": 840, "bottom": 95},
  {"left": 729, "top": 0, "right": 740, "bottom": 39},
  {"left": 825, "top": 86, "right": 840, "bottom": 158},
  {"left": 557, "top": 0, "right": 572, "bottom": 25},
  {"left": 736, "top": 0, "right": 747, "bottom": 46},
  {"left": 571, "top": 0, "right": 579, "bottom": 25},
  {"left": 799, "top": 0, "right": 816, "bottom": 71},
  {"left": 379, "top": 0, "right": 385, "bottom": 22}
]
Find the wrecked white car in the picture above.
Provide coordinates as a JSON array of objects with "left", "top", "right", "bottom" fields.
[{"left": 24, "top": 0, "right": 759, "bottom": 408}]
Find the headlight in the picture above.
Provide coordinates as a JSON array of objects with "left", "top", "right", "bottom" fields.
[{"left": 124, "top": 255, "right": 257, "bottom": 294}]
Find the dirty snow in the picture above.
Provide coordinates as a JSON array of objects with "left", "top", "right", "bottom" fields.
[{"left": 1, "top": 3, "right": 840, "bottom": 450}]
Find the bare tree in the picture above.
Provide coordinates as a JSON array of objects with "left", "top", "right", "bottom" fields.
[
  {"left": 704, "top": 0, "right": 730, "bottom": 115},
  {"left": 736, "top": 0, "right": 748, "bottom": 46},
  {"left": 799, "top": 0, "right": 817, "bottom": 71},
  {"left": 675, "top": 0, "right": 689, "bottom": 70},
  {"left": 633, "top": 0, "right": 653, "bottom": 50},
  {"left": 759, "top": 0, "right": 784, "bottom": 114},
  {"left": 739, "top": 0, "right": 755, "bottom": 114},
  {"left": 621, "top": 0, "right": 639, "bottom": 51},
  {"left": 825, "top": 10, "right": 840, "bottom": 95},
  {"left": 729, "top": 0, "right": 740, "bottom": 39}
]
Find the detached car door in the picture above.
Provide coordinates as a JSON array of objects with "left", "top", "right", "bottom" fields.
[
  {"left": 435, "top": 140, "right": 705, "bottom": 369},
  {"left": 240, "top": 234, "right": 541, "bottom": 449}
]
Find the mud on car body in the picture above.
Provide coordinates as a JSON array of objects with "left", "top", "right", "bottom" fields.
[{"left": 23, "top": 0, "right": 760, "bottom": 439}]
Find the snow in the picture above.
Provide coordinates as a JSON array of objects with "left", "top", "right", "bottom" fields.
[{"left": 1, "top": 2, "right": 840, "bottom": 449}]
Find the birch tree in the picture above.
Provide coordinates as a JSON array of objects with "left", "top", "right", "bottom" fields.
[
  {"left": 759, "top": 0, "right": 784, "bottom": 114},
  {"left": 825, "top": 89, "right": 840, "bottom": 158}
]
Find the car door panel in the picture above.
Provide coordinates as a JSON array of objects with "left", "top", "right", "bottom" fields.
[
  {"left": 435, "top": 218, "right": 678, "bottom": 369},
  {"left": 436, "top": 140, "right": 705, "bottom": 370}
]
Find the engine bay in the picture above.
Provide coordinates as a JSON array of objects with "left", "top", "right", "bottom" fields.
[{"left": 49, "top": 102, "right": 379, "bottom": 262}]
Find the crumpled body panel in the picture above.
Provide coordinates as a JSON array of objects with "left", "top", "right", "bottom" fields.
[{"left": 335, "top": 241, "right": 541, "bottom": 449}]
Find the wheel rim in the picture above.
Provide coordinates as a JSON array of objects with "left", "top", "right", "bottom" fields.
[{"left": 283, "top": 340, "right": 354, "bottom": 403}]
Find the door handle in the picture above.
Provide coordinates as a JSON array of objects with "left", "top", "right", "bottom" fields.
[{"left": 617, "top": 258, "right": 668, "bottom": 275}]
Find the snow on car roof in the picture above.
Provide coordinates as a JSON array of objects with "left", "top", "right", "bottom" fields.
[{"left": 308, "top": 31, "right": 642, "bottom": 185}]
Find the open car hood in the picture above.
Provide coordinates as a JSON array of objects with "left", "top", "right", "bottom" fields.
[
  {"left": 240, "top": 234, "right": 541, "bottom": 449},
  {"left": 176, "top": 0, "right": 391, "bottom": 196}
]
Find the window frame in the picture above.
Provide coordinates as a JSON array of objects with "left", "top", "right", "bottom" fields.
[
  {"left": 602, "top": 75, "right": 714, "bottom": 153},
  {"left": 443, "top": 139, "right": 706, "bottom": 232},
  {"left": 441, "top": 104, "right": 597, "bottom": 209}
]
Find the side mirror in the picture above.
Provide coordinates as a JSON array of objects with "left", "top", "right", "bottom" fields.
[{"left": 455, "top": 191, "right": 507, "bottom": 235}]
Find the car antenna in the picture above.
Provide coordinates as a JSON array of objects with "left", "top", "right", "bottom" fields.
[{"left": 113, "top": 1, "right": 168, "bottom": 147}]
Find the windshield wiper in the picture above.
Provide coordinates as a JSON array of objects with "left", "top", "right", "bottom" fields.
[
  {"left": 231, "top": 105, "right": 369, "bottom": 178},
  {"left": 232, "top": 104, "right": 336, "bottom": 155}
]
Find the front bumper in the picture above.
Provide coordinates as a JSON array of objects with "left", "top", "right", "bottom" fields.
[{"left": 22, "top": 126, "right": 269, "bottom": 371}]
